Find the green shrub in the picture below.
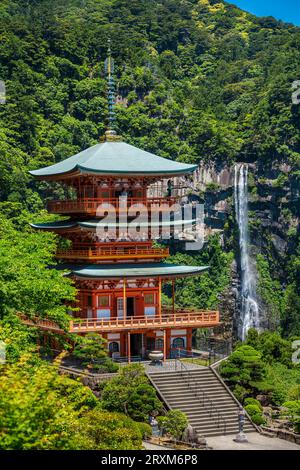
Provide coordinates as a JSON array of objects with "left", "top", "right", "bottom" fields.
[
  {"left": 288, "top": 385, "right": 300, "bottom": 401},
  {"left": 245, "top": 404, "right": 266, "bottom": 426},
  {"left": 232, "top": 384, "right": 249, "bottom": 401},
  {"left": 157, "top": 410, "right": 188, "bottom": 440},
  {"left": 244, "top": 398, "right": 262, "bottom": 410},
  {"left": 219, "top": 345, "right": 266, "bottom": 395},
  {"left": 245, "top": 404, "right": 262, "bottom": 416},
  {"left": 136, "top": 422, "right": 152, "bottom": 439},
  {"left": 282, "top": 401, "right": 300, "bottom": 433},
  {"left": 93, "top": 359, "right": 119, "bottom": 373},
  {"left": 251, "top": 413, "right": 266, "bottom": 426},
  {"left": 79, "top": 410, "right": 144, "bottom": 450},
  {"left": 101, "top": 364, "right": 163, "bottom": 421}
]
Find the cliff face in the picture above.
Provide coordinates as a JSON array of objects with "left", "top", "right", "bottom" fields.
[{"left": 195, "top": 162, "right": 300, "bottom": 338}]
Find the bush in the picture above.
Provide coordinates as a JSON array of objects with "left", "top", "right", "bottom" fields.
[
  {"left": 72, "top": 333, "right": 108, "bottom": 368},
  {"left": 101, "top": 364, "right": 163, "bottom": 421},
  {"left": 288, "top": 385, "right": 300, "bottom": 401},
  {"left": 136, "top": 422, "right": 152, "bottom": 439},
  {"left": 251, "top": 413, "right": 267, "bottom": 426},
  {"left": 244, "top": 398, "right": 262, "bottom": 410},
  {"left": 78, "top": 409, "right": 144, "bottom": 450},
  {"left": 219, "top": 345, "right": 266, "bottom": 396},
  {"left": 157, "top": 410, "right": 188, "bottom": 440},
  {"left": 245, "top": 404, "right": 266, "bottom": 426},
  {"left": 282, "top": 401, "right": 300, "bottom": 433},
  {"left": 92, "top": 359, "right": 119, "bottom": 373},
  {"left": 232, "top": 384, "right": 249, "bottom": 401}
]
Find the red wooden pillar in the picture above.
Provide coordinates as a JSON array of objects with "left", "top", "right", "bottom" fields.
[
  {"left": 172, "top": 279, "right": 175, "bottom": 316},
  {"left": 158, "top": 277, "right": 162, "bottom": 318},
  {"left": 123, "top": 278, "right": 127, "bottom": 319},
  {"left": 127, "top": 331, "right": 131, "bottom": 363},
  {"left": 92, "top": 291, "right": 97, "bottom": 319},
  {"left": 186, "top": 328, "right": 192, "bottom": 352},
  {"left": 166, "top": 329, "right": 171, "bottom": 358},
  {"left": 163, "top": 329, "right": 167, "bottom": 361}
]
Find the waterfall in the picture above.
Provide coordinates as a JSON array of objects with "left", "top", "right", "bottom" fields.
[{"left": 234, "top": 164, "right": 260, "bottom": 341}]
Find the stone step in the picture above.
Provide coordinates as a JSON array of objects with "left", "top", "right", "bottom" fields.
[
  {"left": 156, "top": 381, "right": 226, "bottom": 389},
  {"left": 160, "top": 389, "right": 232, "bottom": 397},
  {"left": 166, "top": 397, "right": 236, "bottom": 405},
  {"left": 179, "top": 405, "right": 239, "bottom": 413},
  {"left": 147, "top": 367, "right": 255, "bottom": 438}
]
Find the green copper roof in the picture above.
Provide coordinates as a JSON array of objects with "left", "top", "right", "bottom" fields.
[
  {"left": 31, "top": 218, "right": 196, "bottom": 231},
  {"left": 80, "top": 218, "right": 196, "bottom": 230},
  {"left": 29, "top": 141, "right": 197, "bottom": 178},
  {"left": 63, "top": 263, "right": 209, "bottom": 280},
  {"left": 30, "top": 221, "right": 77, "bottom": 230}
]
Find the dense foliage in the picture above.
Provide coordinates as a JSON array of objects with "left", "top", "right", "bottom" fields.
[
  {"left": 157, "top": 409, "right": 188, "bottom": 440},
  {"left": 220, "top": 329, "right": 300, "bottom": 431},
  {"left": 0, "top": 212, "right": 76, "bottom": 328},
  {"left": 101, "top": 363, "right": 163, "bottom": 421},
  {"left": 0, "top": 0, "right": 299, "bottom": 330},
  {"left": 1, "top": 0, "right": 300, "bottom": 447},
  {"left": 0, "top": 355, "right": 144, "bottom": 449},
  {"left": 72, "top": 333, "right": 119, "bottom": 372}
]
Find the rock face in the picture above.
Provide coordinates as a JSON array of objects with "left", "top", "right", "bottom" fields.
[{"left": 194, "top": 161, "right": 300, "bottom": 339}]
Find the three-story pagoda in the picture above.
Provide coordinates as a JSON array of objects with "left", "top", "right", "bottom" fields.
[{"left": 27, "top": 46, "right": 220, "bottom": 361}]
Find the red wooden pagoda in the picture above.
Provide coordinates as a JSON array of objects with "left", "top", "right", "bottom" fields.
[{"left": 26, "top": 46, "right": 220, "bottom": 361}]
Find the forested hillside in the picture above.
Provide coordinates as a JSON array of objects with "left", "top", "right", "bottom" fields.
[{"left": 0, "top": 0, "right": 300, "bottom": 336}]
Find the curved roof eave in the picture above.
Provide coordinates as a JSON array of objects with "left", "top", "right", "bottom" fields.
[
  {"left": 77, "top": 165, "right": 198, "bottom": 176},
  {"left": 65, "top": 263, "right": 210, "bottom": 280},
  {"left": 29, "top": 141, "right": 198, "bottom": 179}
]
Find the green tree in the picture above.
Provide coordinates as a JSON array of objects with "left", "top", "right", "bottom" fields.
[
  {"left": 0, "top": 354, "right": 144, "bottom": 450},
  {"left": 101, "top": 363, "right": 163, "bottom": 421},
  {"left": 157, "top": 409, "right": 188, "bottom": 440},
  {"left": 219, "top": 345, "right": 266, "bottom": 399}
]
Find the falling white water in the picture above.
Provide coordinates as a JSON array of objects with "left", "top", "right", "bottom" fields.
[{"left": 234, "top": 164, "right": 260, "bottom": 341}]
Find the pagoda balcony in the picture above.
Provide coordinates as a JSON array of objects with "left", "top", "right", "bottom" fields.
[
  {"left": 20, "top": 310, "right": 219, "bottom": 333},
  {"left": 47, "top": 197, "right": 179, "bottom": 215},
  {"left": 56, "top": 245, "right": 169, "bottom": 262}
]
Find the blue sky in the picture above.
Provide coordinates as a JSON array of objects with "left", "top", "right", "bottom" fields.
[{"left": 230, "top": 0, "right": 300, "bottom": 26}]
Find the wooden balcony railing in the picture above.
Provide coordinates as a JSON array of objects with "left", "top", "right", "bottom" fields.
[
  {"left": 20, "top": 311, "right": 220, "bottom": 333},
  {"left": 56, "top": 246, "right": 169, "bottom": 261},
  {"left": 71, "top": 310, "right": 219, "bottom": 332},
  {"left": 47, "top": 197, "right": 179, "bottom": 215}
]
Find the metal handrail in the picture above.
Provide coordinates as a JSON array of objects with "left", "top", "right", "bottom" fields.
[{"left": 175, "top": 358, "right": 227, "bottom": 435}]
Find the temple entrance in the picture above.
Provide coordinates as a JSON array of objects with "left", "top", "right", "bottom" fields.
[
  {"left": 130, "top": 333, "right": 142, "bottom": 357},
  {"left": 146, "top": 336, "right": 155, "bottom": 353},
  {"left": 126, "top": 297, "right": 135, "bottom": 317}
]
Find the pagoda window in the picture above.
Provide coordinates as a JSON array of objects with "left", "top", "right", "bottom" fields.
[
  {"left": 156, "top": 338, "right": 164, "bottom": 350},
  {"left": 144, "top": 293, "right": 155, "bottom": 305},
  {"left": 98, "top": 295, "right": 110, "bottom": 307},
  {"left": 96, "top": 295, "right": 111, "bottom": 319},
  {"left": 144, "top": 292, "right": 156, "bottom": 316}
]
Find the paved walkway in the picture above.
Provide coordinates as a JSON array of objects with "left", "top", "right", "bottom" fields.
[
  {"left": 146, "top": 360, "right": 206, "bottom": 374},
  {"left": 206, "top": 432, "right": 300, "bottom": 450}
]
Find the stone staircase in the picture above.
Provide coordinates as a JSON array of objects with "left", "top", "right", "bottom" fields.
[{"left": 147, "top": 366, "right": 256, "bottom": 437}]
